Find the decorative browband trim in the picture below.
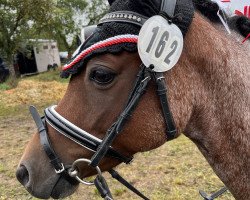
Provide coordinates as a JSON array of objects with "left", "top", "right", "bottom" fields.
[
  {"left": 99, "top": 11, "right": 148, "bottom": 27},
  {"left": 62, "top": 34, "right": 138, "bottom": 71}
]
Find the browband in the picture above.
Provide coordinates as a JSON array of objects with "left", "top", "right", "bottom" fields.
[
  {"left": 99, "top": 11, "right": 148, "bottom": 27},
  {"left": 99, "top": 0, "right": 194, "bottom": 36}
]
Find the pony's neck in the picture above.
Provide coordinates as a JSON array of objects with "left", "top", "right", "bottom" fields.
[{"left": 179, "top": 13, "right": 250, "bottom": 199}]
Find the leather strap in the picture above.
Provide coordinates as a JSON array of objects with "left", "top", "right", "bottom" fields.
[
  {"left": 29, "top": 106, "right": 64, "bottom": 173},
  {"left": 126, "top": 64, "right": 146, "bottom": 105},
  {"left": 45, "top": 106, "right": 133, "bottom": 164},
  {"left": 99, "top": 11, "right": 148, "bottom": 27},
  {"left": 109, "top": 169, "right": 149, "bottom": 200},
  {"left": 161, "top": 0, "right": 177, "bottom": 18},
  {"left": 94, "top": 175, "right": 113, "bottom": 200},
  {"left": 160, "top": 0, "right": 194, "bottom": 36},
  {"left": 200, "top": 187, "right": 228, "bottom": 200},
  {"left": 90, "top": 66, "right": 151, "bottom": 167},
  {"left": 99, "top": 0, "right": 194, "bottom": 36},
  {"left": 152, "top": 72, "right": 177, "bottom": 140}
]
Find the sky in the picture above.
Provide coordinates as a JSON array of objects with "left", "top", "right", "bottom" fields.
[{"left": 213, "top": 0, "right": 250, "bottom": 16}]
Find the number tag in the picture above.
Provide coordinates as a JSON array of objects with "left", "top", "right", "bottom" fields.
[{"left": 138, "top": 15, "right": 184, "bottom": 72}]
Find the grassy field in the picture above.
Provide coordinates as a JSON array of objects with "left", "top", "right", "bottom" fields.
[{"left": 0, "top": 70, "right": 234, "bottom": 200}]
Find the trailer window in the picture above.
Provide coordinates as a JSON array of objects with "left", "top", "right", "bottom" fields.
[
  {"left": 43, "top": 45, "right": 48, "bottom": 49},
  {"left": 51, "top": 45, "right": 56, "bottom": 49}
]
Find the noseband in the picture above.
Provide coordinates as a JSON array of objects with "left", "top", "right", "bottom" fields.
[{"left": 30, "top": 0, "right": 195, "bottom": 199}]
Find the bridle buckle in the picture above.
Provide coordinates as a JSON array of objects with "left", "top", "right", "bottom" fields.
[{"left": 55, "top": 163, "right": 65, "bottom": 174}]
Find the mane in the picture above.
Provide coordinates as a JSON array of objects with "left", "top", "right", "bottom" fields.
[{"left": 193, "top": 0, "right": 250, "bottom": 39}]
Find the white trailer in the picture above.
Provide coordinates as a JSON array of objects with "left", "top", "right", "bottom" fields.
[
  {"left": 17, "top": 39, "right": 61, "bottom": 75},
  {"left": 33, "top": 39, "right": 61, "bottom": 73}
]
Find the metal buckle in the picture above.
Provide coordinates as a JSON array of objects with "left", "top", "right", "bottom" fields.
[
  {"left": 55, "top": 163, "right": 65, "bottom": 174},
  {"left": 141, "top": 76, "right": 150, "bottom": 83},
  {"left": 68, "top": 158, "right": 102, "bottom": 186},
  {"left": 156, "top": 75, "right": 165, "bottom": 80}
]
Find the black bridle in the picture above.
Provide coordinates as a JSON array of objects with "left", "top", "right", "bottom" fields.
[
  {"left": 90, "top": 66, "right": 177, "bottom": 168},
  {"left": 30, "top": 64, "right": 176, "bottom": 199},
  {"left": 29, "top": 0, "right": 197, "bottom": 199}
]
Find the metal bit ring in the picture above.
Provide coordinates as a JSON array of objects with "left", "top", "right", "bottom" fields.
[{"left": 68, "top": 158, "right": 102, "bottom": 186}]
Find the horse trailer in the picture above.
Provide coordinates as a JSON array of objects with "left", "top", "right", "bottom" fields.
[{"left": 16, "top": 40, "right": 61, "bottom": 75}]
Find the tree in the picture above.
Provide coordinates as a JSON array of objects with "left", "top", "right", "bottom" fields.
[
  {"left": 0, "top": 0, "right": 108, "bottom": 80},
  {"left": 35, "top": 0, "right": 88, "bottom": 58},
  {"left": 86, "top": 0, "right": 108, "bottom": 25},
  {"left": 0, "top": 0, "right": 54, "bottom": 78},
  {"left": 38, "top": 0, "right": 108, "bottom": 58}
]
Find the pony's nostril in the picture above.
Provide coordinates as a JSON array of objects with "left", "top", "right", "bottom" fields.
[{"left": 16, "top": 165, "right": 29, "bottom": 186}]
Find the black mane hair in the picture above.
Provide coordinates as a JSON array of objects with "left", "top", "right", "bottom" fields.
[
  {"left": 228, "top": 15, "right": 250, "bottom": 38},
  {"left": 193, "top": 0, "right": 250, "bottom": 38},
  {"left": 193, "top": 0, "right": 221, "bottom": 22}
]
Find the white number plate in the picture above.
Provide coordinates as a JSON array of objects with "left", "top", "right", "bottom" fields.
[{"left": 138, "top": 15, "right": 184, "bottom": 72}]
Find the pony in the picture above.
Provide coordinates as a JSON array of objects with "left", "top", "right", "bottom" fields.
[{"left": 16, "top": 0, "right": 250, "bottom": 199}]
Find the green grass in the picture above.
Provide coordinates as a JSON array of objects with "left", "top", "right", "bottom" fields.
[
  {"left": 0, "top": 76, "right": 19, "bottom": 91},
  {"left": 0, "top": 163, "right": 7, "bottom": 173},
  {"left": 0, "top": 69, "right": 68, "bottom": 118},
  {"left": 0, "top": 69, "right": 68, "bottom": 91},
  {"left": 0, "top": 83, "right": 11, "bottom": 91},
  {"left": 24, "top": 69, "right": 69, "bottom": 83}
]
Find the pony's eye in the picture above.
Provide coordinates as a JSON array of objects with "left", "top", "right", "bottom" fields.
[{"left": 90, "top": 68, "right": 116, "bottom": 85}]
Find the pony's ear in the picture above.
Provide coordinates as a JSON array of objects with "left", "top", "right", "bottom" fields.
[{"left": 108, "top": 0, "right": 115, "bottom": 6}]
